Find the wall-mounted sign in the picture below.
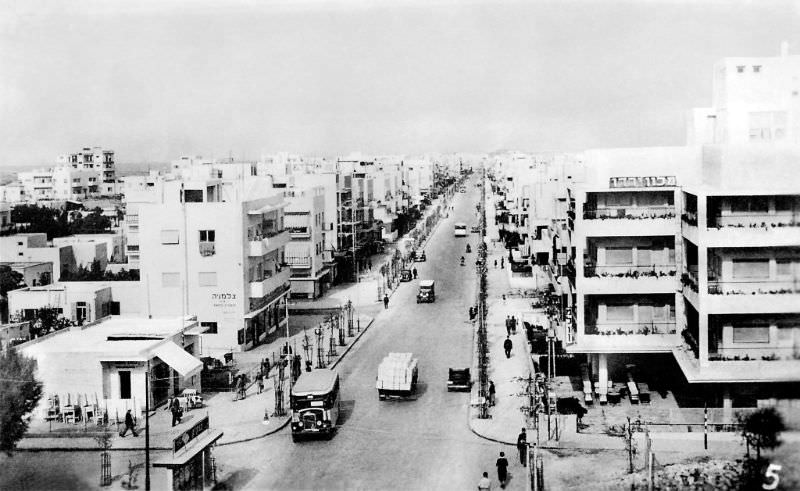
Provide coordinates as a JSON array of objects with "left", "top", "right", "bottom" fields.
[
  {"left": 211, "top": 292, "right": 238, "bottom": 310},
  {"left": 609, "top": 176, "right": 676, "bottom": 188}
]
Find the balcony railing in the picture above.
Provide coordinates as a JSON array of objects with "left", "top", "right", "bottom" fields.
[
  {"left": 287, "top": 227, "right": 310, "bottom": 236},
  {"left": 199, "top": 242, "right": 215, "bottom": 257},
  {"left": 681, "top": 269, "right": 699, "bottom": 292},
  {"left": 707, "top": 279, "right": 800, "bottom": 295},
  {"left": 583, "top": 206, "right": 676, "bottom": 220},
  {"left": 584, "top": 264, "right": 676, "bottom": 278},
  {"left": 285, "top": 256, "right": 311, "bottom": 267},
  {"left": 709, "top": 213, "right": 800, "bottom": 230},
  {"left": 585, "top": 321, "right": 677, "bottom": 335}
]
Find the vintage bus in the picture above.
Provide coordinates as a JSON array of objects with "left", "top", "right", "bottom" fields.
[
  {"left": 454, "top": 222, "right": 468, "bottom": 237},
  {"left": 290, "top": 369, "right": 340, "bottom": 441}
]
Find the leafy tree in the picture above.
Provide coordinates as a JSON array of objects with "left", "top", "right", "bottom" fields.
[
  {"left": 738, "top": 407, "right": 786, "bottom": 460},
  {"left": 0, "top": 266, "right": 26, "bottom": 323},
  {"left": 0, "top": 347, "right": 43, "bottom": 455}
]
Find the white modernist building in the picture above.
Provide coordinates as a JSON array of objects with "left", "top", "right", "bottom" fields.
[{"left": 137, "top": 172, "right": 290, "bottom": 357}]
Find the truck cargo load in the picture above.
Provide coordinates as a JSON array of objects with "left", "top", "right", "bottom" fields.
[{"left": 376, "top": 352, "right": 419, "bottom": 400}]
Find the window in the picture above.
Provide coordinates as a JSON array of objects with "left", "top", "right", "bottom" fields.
[
  {"left": 733, "top": 324, "right": 769, "bottom": 343},
  {"left": 732, "top": 259, "right": 769, "bottom": 279},
  {"left": 183, "top": 189, "right": 203, "bottom": 202},
  {"left": 736, "top": 65, "right": 745, "bottom": 73},
  {"left": 237, "top": 328, "right": 245, "bottom": 345},
  {"left": 200, "top": 321, "right": 218, "bottom": 334},
  {"left": 749, "top": 111, "right": 787, "bottom": 141},
  {"left": 160, "top": 229, "right": 180, "bottom": 244},
  {"left": 606, "top": 248, "right": 633, "bottom": 265},
  {"left": 162, "top": 272, "right": 180, "bottom": 287},
  {"left": 636, "top": 248, "right": 652, "bottom": 266},
  {"left": 199, "top": 230, "right": 215, "bottom": 256},
  {"left": 606, "top": 305, "right": 634, "bottom": 322},
  {"left": 776, "top": 259, "right": 792, "bottom": 277},
  {"left": 753, "top": 65, "right": 761, "bottom": 73},
  {"left": 198, "top": 272, "right": 217, "bottom": 286},
  {"left": 605, "top": 193, "right": 632, "bottom": 207}
]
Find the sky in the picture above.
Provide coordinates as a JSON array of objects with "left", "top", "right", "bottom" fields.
[{"left": 1, "top": 0, "right": 799, "bottom": 166}]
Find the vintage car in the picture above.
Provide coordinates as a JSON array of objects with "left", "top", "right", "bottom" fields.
[
  {"left": 447, "top": 368, "right": 471, "bottom": 392},
  {"left": 400, "top": 269, "right": 413, "bottom": 282},
  {"left": 414, "top": 251, "right": 426, "bottom": 262},
  {"left": 416, "top": 280, "right": 435, "bottom": 303}
]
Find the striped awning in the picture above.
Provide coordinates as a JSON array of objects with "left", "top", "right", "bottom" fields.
[{"left": 283, "top": 213, "right": 310, "bottom": 228}]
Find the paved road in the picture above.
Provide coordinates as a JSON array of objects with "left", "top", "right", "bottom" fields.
[{"left": 214, "top": 179, "right": 525, "bottom": 490}]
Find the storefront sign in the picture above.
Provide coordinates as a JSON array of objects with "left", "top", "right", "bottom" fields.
[
  {"left": 173, "top": 416, "right": 210, "bottom": 454},
  {"left": 609, "top": 176, "right": 676, "bottom": 188}
]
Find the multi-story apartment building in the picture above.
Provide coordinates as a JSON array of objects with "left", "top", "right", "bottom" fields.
[
  {"left": 688, "top": 42, "right": 800, "bottom": 145},
  {"left": 0, "top": 233, "right": 77, "bottom": 280},
  {"left": 565, "top": 147, "right": 700, "bottom": 392},
  {"left": 14, "top": 147, "right": 117, "bottom": 203},
  {"left": 678, "top": 144, "right": 800, "bottom": 409},
  {"left": 138, "top": 175, "right": 290, "bottom": 356},
  {"left": 284, "top": 185, "right": 330, "bottom": 298},
  {"left": 336, "top": 159, "right": 380, "bottom": 281}
]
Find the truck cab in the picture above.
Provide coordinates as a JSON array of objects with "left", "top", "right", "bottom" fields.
[{"left": 416, "top": 280, "right": 435, "bottom": 303}]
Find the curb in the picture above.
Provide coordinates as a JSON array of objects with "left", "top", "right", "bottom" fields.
[
  {"left": 216, "top": 416, "right": 291, "bottom": 446},
  {"left": 330, "top": 317, "right": 375, "bottom": 369}
]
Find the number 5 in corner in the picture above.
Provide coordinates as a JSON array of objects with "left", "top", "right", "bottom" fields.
[{"left": 763, "top": 463, "right": 782, "bottom": 490}]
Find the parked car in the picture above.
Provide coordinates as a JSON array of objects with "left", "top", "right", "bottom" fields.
[{"left": 447, "top": 368, "right": 471, "bottom": 392}]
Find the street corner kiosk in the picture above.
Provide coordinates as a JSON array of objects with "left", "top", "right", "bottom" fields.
[{"left": 153, "top": 416, "right": 223, "bottom": 491}]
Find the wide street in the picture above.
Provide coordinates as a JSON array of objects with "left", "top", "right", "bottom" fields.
[{"left": 213, "top": 179, "right": 524, "bottom": 490}]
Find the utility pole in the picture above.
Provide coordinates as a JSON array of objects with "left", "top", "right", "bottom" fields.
[{"left": 145, "top": 359, "right": 151, "bottom": 491}]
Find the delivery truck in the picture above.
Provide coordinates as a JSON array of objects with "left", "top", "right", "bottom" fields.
[{"left": 376, "top": 352, "right": 419, "bottom": 400}]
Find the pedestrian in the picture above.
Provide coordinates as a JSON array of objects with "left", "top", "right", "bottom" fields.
[
  {"left": 264, "top": 358, "right": 271, "bottom": 378},
  {"left": 494, "top": 259, "right": 497, "bottom": 269},
  {"left": 170, "top": 397, "right": 182, "bottom": 427},
  {"left": 236, "top": 375, "right": 246, "bottom": 400},
  {"left": 412, "top": 267, "right": 418, "bottom": 279},
  {"left": 257, "top": 373, "right": 265, "bottom": 394},
  {"left": 500, "top": 257, "right": 504, "bottom": 269},
  {"left": 488, "top": 380, "right": 496, "bottom": 406},
  {"left": 511, "top": 316, "right": 517, "bottom": 334},
  {"left": 477, "top": 471, "right": 492, "bottom": 490},
  {"left": 120, "top": 409, "right": 139, "bottom": 437},
  {"left": 383, "top": 294, "right": 389, "bottom": 309},
  {"left": 505, "top": 316, "right": 511, "bottom": 336},
  {"left": 517, "top": 428, "right": 528, "bottom": 466},
  {"left": 368, "top": 259, "right": 372, "bottom": 271},
  {"left": 496, "top": 451, "right": 509, "bottom": 488},
  {"left": 503, "top": 336, "right": 513, "bottom": 358}
]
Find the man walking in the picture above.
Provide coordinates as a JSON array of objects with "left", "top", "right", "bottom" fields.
[
  {"left": 477, "top": 471, "right": 492, "bottom": 490},
  {"left": 496, "top": 451, "right": 509, "bottom": 488},
  {"left": 412, "top": 267, "right": 418, "bottom": 279},
  {"left": 170, "top": 397, "right": 182, "bottom": 427},
  {"left": 517, "top": 428, "right": 528, "bottom": 466},
  {"left": 383, "top": 294, "right": 389, "bottom": 309},
  {"left": 505, "top": 316, "right": 511, "bottom": 336},
  {"left": 511, "top": 316, "right": 517, "bottom": 335},
  {"left": 120, "top": 409, "right": 139, "bottom": 437},
  {"left": 503, "top": 336, "right": 513, "bottom": 358},
  {"left": 488, "top": 380, "right": 496, "bottom": 406}
]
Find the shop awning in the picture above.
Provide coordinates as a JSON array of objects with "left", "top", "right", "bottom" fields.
[
  {"left": 152, "top": 342, "right": 203, "bottom": 378},
  {"left": 283, "top": 213, "right": 310, "bottom": 228}
]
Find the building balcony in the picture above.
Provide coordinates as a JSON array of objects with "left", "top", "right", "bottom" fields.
[
  {"left": 582, "top": 264, "right": 677, "bottom": 294},
  {"left": 580, "top": 206, "right": 677, "bottom": 237},
  {"left": 285, "top": 255, "right": 311, "bottom": 268},
  {"left": 287, "top": 227, "right": 311, "bottom": 238},
  {"left": 568, "top": 328, "right": 679, "bottom": 354},
  {"left": 248, "top": 230, "right": 290, "bottom": 256},
  {"left": 249, "top": 269, "right": 291, "bottom": 298},
  {"left": 700, "top": 215, "right": 800, "bottom": 248},
  {"left": 702, "top": 280, "right": 800, "bottom": 314},
  {"left": 672, "top": 345, "right": 800, "bottom": 383}
]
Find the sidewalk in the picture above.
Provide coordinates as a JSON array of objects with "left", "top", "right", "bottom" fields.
[{"left": 469, "top": 184, "right": 545, "bottom": 445}]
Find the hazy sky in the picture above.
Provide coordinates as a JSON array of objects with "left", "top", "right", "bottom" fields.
[{"left": 1, "top": 0, "right": 799, "bottom": 166}]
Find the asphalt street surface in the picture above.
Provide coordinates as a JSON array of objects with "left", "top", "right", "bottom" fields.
[{"left": 214, "top": 180, "right": 525, "bottom": 490}]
